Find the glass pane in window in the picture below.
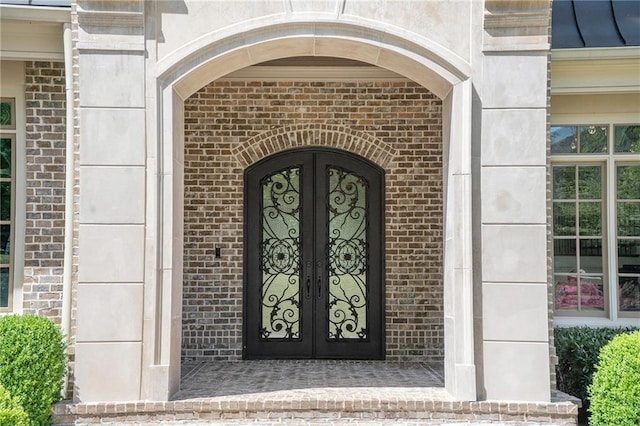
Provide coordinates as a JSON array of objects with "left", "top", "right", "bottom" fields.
[
  {"left": 578, "top": 165, "right": 601, "bottom": 199},
  {"left": 579, "top": 125, "right": 607, "bottom": 153},
  {"left": 0, "top": 182, "right": 10, "bottom": 221},
  {"left": 0, "top": 267, "right": 8, "bottom": 308},
  {"left": 0, "top": 102, "right": 12, "bottom": 127},
  {"left": 614, "top": 125, "right": 640, "bottom": 153},
  {"left": 554, "top": 239, "right": 576, "bottom": 273},
  {"left": 553, "top": 165, "right": 575, "bottom": 199},
  {"left": 551, "top": 126, "right": 577, "bottom": 154},
  {"left": 618, "top": 239, "right": 640, "bottom": 268},
  {"left": 617, "top": 202, "right": 640, "bottom": 237},
  {"left": 618, "top": 239, "right": 640, "bottom": 312},
  {"left": 619, "top": 276, "right": 640, "bottom": 312},
  {"left": 554, "top": 203, "right": 576, "bottom": 235},
  {"left": 579, "top": 202, "right": 601, "bottom": 236},
  {"left": 0, "top": 138, "right": 11, "bottom": 178},
  {"left": 555, "top": 274, "right": 578, "bottom": 310},
  {"left": 617, "top": 165, "right": 640, "bottom": 200},
  {"left": 580, "top": 276, "right": 604, "bottom": 310},
  {"left": 0, "top": 224, "right": 9, "bottom": 263},
  {"left": 580, "top": 238, "right": 603, "bottom": 273}
]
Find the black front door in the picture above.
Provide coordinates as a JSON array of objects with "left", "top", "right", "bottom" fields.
[{"left": 244, "top": 149, "right": 384, "bottom": 359}]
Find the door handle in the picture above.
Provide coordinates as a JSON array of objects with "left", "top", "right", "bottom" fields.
[
  {"left": 316, "top": 261, "right": 322, "bottom": 299},
  {"left": 305, "top": 261, "right": 311, "bottom": 299}
]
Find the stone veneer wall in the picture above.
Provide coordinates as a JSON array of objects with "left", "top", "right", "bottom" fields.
[
  {"left": 183, "top": 80, "right": 444, "bottom": 362},
  {"left": 23, "top": 61, "right": 66, "bottom": 323}
]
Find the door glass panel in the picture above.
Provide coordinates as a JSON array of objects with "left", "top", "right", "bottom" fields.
[
  {"left": 327, "top": 167, "right": 368, "bottom": 340},
  {"left": 260, "top": 167, "right": 301, "bottom": 339}
]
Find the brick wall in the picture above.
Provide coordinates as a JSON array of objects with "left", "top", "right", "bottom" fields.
[
  {"left": 183, "top": 80, "right": 444, "bottom": 362},
  {"left": 23, "top": 61, "right": 66, "bottom": 323}
]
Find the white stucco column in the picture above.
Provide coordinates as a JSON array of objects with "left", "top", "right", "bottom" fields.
[
  {"left": 73, "top": 3, "right": 147, "bottom": 402},
  {"left": 443, "top": 79, "right": 477, "bottom": 401},
  {"left": 477, "top": 1, "right": 552, "bottom": 402}
]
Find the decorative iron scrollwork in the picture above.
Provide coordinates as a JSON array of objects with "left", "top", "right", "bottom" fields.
[
  {"left": 260, "top": 167, "right": 301, "bottom": 340},
  {"left": 327, "top": 167, "right": 368, "bottom": 340}
]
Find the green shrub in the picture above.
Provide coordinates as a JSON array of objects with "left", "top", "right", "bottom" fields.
[
  {"left": 588, "top": 331, "right": 640, "bottom": 426},
  {"left": 554, "top": 326, "right": 637, "bottom": 422},
  {"left": 0, "top": 315, "right": 66, "bottom": 426},
  {"left": 0, "top": 385, "right": 28, "bottom": 426}
]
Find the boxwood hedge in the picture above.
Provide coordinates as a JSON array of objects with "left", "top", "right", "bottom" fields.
[{"left": 0, "top": 315, "right": 66, "bottom": 425}]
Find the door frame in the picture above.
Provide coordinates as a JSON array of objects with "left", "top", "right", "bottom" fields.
[{"left": 242, "top": 147, "right": 386, "bottom": 360}]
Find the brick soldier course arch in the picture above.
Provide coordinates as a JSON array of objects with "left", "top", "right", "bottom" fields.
[{"left": 232, "top": 124, "right": 396, "bottom": 169}]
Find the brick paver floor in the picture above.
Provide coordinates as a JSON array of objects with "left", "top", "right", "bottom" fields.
[{"left": 174, "top": 360, "right": 445, "bottom": 400}]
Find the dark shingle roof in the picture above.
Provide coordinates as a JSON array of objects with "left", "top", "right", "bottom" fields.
[{"left": 552, "top": 0, "right": 640, "bottom": 48}]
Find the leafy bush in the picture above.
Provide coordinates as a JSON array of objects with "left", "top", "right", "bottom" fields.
[
  {"left": 0, "top": 385, "right": 28, "bottom": 426},
  {"left": 554, "top": 326, "right": 638, "bottom": 422},
  {"left": 0, "top": 315, "right": 66, "bottom": 425},
  {"left": 588, "top": 331, "right": 640, "bottom": 426}
]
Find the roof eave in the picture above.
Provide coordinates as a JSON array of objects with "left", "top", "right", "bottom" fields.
[
  {"left": 551, "top": 46, "right": 640, "bottom": 61},
  {"left": 0, "top": 4, "right": 71, "bottom": 23}
]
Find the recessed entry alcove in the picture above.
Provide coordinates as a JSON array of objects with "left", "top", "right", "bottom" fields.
[{"left": 180, "top": 57, "right": 446, "bottom": 365}]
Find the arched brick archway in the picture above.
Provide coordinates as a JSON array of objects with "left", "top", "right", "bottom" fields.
[
  {"left": 146, "top": 20, "right": 475, "bottom": 402},
  {"left": 232, "top": 124, "right": 396, "bottom": 169}
]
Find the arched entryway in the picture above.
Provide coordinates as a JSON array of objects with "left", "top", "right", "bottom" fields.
[
  {"left": 146, "top": 20, "right": 475, "bottom": 402},
  {"left": 244, "top": 148, "right": 384, "bottom": 359}
]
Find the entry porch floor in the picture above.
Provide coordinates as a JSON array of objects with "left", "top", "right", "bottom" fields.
[{"left": 53, "top": 361, "right": 578, "bottom": 425}]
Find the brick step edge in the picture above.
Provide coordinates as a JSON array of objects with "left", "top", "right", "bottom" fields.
[{"left": 53, "top": 399, "right": 579, "bottom": 425}]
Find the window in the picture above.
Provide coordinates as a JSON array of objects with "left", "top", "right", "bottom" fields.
[
  {"left": 0, "top": 97, "right": 15, "bottom": 311},
  {"left": 552, "top": 124, "right": 640, "bottom": 320}
]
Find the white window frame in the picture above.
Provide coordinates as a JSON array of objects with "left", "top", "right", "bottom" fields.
[
  {"left": 0, "top": 62, "right": 26, "bottom": 314},
  {"left": 552, "top": 113, "right": 640, "bottom": 328}
]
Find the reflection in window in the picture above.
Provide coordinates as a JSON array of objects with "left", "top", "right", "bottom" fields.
[
  {"left": 553, "top": 164, "right": 605, "bottom": 312},
  {"left": 552, "top": 122, "right": 640, "bottom": 319},
  {"left": 617, "top": 164, "right": 640, "bottom": 312},
  {"left": 614, "top": 125, "right": 640, "bottom": 153},
  {"left": 0, "top": 134, "right": 12, "bottom": 309},
  {"left": 551, "top": 125, "right": 608, "bottom": 154}
]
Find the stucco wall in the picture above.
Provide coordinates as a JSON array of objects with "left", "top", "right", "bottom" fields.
[{"left": 154, "top": 1, "right": 471, "bottom": 64}]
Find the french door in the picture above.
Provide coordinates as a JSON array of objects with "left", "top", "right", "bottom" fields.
[{"left": 244, "top": 149, "right": 384, "bottom": 359}]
